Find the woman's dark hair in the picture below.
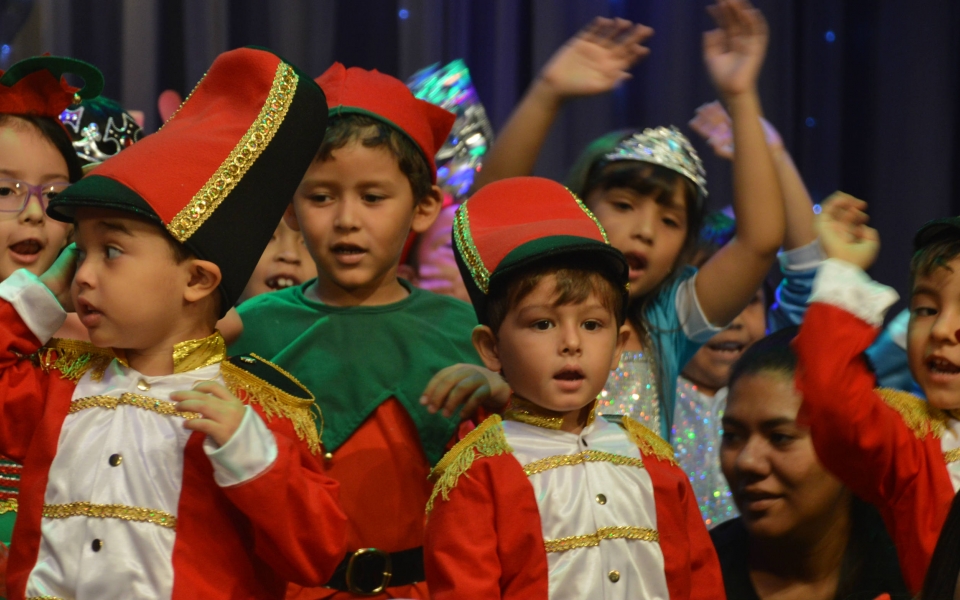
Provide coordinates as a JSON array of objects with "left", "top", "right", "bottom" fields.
[
  {"left": 727, "top": 326, "right": 799, "bottom": 391},
  {"left": 921, "top": 491, "right": 960, "bottom": 599},
  {"left": 0, "top": 114, "right": 84, "bottom": 183}
]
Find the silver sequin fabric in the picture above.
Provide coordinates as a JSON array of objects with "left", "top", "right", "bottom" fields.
[
  {"left": 598, "top": 351, "right": 661, "bottom": 433},
  {"left": 672, "top": 377, "right": 738, "bottom": 527}
]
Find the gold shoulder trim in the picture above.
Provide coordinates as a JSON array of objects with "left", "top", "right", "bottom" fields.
[
  {"left": 426, "top": 415, "right": 511, "bottom": 514},
  {"left": 620, "top": 416, "right": 677, "bottom": 465},
  {"left": 38, "top": 338, "right": 114, "bottom": 382},
  {"left": 0, "top": 498, "right": 16, "bottom": 515},
  {"left": 523, "top": 450, "right": 646, "bottom": 476},
  {"left": 220, "top": 357, "right": 321, "bottom": 455},
  {"left": 876, "top": 387, "right": 949, "bottom": 439}
]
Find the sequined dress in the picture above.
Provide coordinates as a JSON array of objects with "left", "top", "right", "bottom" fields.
[
  {"left": 672, "top": 378, "right": 737, "bottom": 527},
  {"left": 598, "top": 351, "right": 661, "bottom": 433}
]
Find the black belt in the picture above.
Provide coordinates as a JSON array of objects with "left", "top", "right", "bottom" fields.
[{"left": 325, "top": 547, "right": 424, "bottom": 596}]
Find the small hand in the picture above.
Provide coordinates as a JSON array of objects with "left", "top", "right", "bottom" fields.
[
  {"left": 816, "top": 192, "right": 880, "bottom": 270},
  {"left": 689, "top": 100, "right": 783, "bottom": 160},
  {"left": 703, "top": 0, "right": 769, "bottom": 99},
  {"left": 539, "top": 17, "right": 654, "bottom": 99},
  {"left": 39, "top": 243, "right": 78, "bottom": 312},
  {"left": 420, "top": 363, "right": 511, "bottom": 419},
  {"left": 171, "top": 381, "right": 247, "bottom": 446}
]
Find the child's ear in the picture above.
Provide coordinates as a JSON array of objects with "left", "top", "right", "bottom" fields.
[
  {"left": 410, "top": 185, "right": 443, "bottom": 235},
  {"left": 282, "top": 203, "right": 301, "bottom": 232},
  {"left": 611, "top": 325, "right": 630, "bottom": 370},
  {"left": 183, "top": 259, "right": 222, "bottom": 304},
  {"left": 471, "top": 325, "right": 502, "bottom": 373}
]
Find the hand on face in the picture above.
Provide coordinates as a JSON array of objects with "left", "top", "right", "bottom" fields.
[
  {"left": 171, "top": 381, "right": 246, "bottom": 446},
  {"left": 816, "top": 192, "right": 879, "bottom": 270},
  {"left": 703, "top": 0, "right": 770, "bottom": 99},
  {"left": 39, "top": 242, "right": 78, "bottom": 311},
  {"left": 539, "top": 17, "right": 654, "bottom": 99}
]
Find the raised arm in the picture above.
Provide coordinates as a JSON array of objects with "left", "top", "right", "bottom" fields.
[
  {"left": 471, "top": 18, "right": 653, "bottom": 192},
  {"left": 690, "top": 100, "right": 816, "bottom": 251},
  {"left": 694, "top": 0, "right": 785, "bottom": 327}
]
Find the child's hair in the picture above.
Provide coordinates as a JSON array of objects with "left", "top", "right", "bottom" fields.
[
  {"left": 727, "top": 326, "right": 799, "bottom": 391},
  {"left": 693, "top": 210, "right": 736, "bottom": 267},
  {"left": 0, "top": 114, "right": 84, "bottom": 183},
  {"left": 316, "top": 113, "right": 432, "bottom": 202},
  {"left": 910, "top": 237, "right": 960, "bottom": 291},
  {"left": 486, "top": 257, "right": 626, "bottom": 334}
]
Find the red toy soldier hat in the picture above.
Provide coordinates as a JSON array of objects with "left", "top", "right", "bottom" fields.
[
  {"left": 48, "top": 47, "right": 328, "bottom": 315},
  {"left": 0, "top": 55, "right": 103, "bottom": 119},
  {"left": 453, "top": 176, "right": 629, "bottom": 325},
  {"left": 316, "top": 62, "right": 455, "bottom": 182}
]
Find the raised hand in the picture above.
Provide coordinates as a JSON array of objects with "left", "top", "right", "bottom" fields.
[
  {"left": 689, "top": 100, "right": 783, "bottom": 160},
  {"left": 703, "top": 0, "right": 769, "bottom": 99},
  {"left": 39, "top": 243, "right": 78, "bottom": 312},
  {"left": 816, "top": 192, "right": 880, "bottom": 271},
  {"left": 539, "top": 17, "right": 654, "bottom": 99}
]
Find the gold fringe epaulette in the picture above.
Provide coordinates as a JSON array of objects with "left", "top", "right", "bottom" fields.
[
  {"left": 876, "top": 387, "right": 950, "bottom": 439},
  {"left": 621, "top": 416, "right": 677, "bottom": 466},
  {"left": 220, "top": 355, "right": 321, "bottom": 455},
  {"left": 0, "top": 498, "right": 16, "bottom": 515},
  {"left": 38, "top": 338, "right": 114, "bottom": 382},
  {"left": 426, "top": 415, "right": 512, "bottom": 514}
]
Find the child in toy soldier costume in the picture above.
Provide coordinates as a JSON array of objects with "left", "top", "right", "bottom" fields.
[
  {"left": 0, "top": 47, "right": 347, "bottom": 599},
  {"left": 425, "top": 177, "right": 723, "bottom": 599}
]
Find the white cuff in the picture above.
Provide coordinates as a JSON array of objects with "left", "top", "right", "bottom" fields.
[
  {"left": 779, "top": 239, "right": 826, "bottom": 272},
  {"left": 204, "top": 405, "right": 279, "bottom": 487},
  {"left": 676, "top": 273, "right": 724, "bottom": 343},
  {"left": 0, "top": 269, "right": 67, "bottom": 343},
  {"left": 809, "top": 259, "right": 899, "bottom": 327}
]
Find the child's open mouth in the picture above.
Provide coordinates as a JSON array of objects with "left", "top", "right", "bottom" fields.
[
  {"left": 265, "top": 274, "right": 300, "bottom": 290},
  {"left": 331, "top": 243, "right": 366, "bottom": 266},
  {"left": 928, "top": 356, "right": 960, "bottom": 376},
  {"left": 706, "top": 341, "right": 746, "bottom": 355},
  {"left": 76, "top": 298, "right": 103, "bottom": 328},
  {"left": 8, "top": 238, "right": 44, "bottom": 264},
  {"left": 623, "top": 252, "right": 648, "bottom": 279},
  {"left": 554, "top": 365, "right": 585, "bottom": 391}
]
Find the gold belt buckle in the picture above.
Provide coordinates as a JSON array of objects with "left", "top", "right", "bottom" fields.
[{"left": 345, "top": 547, "right": 393, "bottom": 596}]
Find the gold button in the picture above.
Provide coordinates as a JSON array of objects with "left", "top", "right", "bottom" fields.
[
  {"left": 91, "top": 539, "right": 103, "bottom": 552},
  {"left": 608, "top": 570, "right": 620, "bottom": 583},
  {"left": 137, "top": 379, "right": 150, "bottom": 391},
  {"left": 596, "top": 494, "right": 607, "bottom": 505},
  {"left": 109, "top": 454, "right": 122, "bottom": 467},
  {"left": 324, "top": 452, "right": 333, "bottom": 461}
]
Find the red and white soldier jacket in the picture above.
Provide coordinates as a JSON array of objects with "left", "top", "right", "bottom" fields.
[
  {"left": 0, "top": 270, "right": 347, "bottom": 599},
  {"left": 795, "top": 258, "right": 960, "bottom": 593},
  {"left": 424, "top": 401, "right": 724, "bottom": 600}
]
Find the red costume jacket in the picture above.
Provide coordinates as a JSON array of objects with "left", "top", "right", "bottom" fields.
[{"left": 0, "top": 274, "right": 347, "bottom": 600}]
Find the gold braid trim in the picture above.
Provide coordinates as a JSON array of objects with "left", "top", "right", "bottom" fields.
[
  {"left": 453, "top": 203, "right": 491, "bottom": 294},
  {"left": 167, "top": 62, "right": 298, "bottom": 242},
  {"left": 38, "top": 338, "right": 114, "bottom": 382},
  {"left": 43, "top": 502, "right": 176, "bottom": 529},
  {"left": 876, "top": 387, "right": 949, "bottom": 439},
  {"left": 0, "top": 498, "right": 16, "bottom": 515},
  {"left": 945, "top": 448, "right": 960, "bottom": 464},
  {"left": 543, "top": 525, "right": 659, "bottom": 553},
  {"left": 621, "top": 416, "right": 677, "bottom": 465},
  {"left": 69, "top": 393, "right": 202, "bottom": 420},
  {"left": 426, "top": 415, "right": 512, "bottom": 514},
  {"left": 523, "top": 450, "right": 646, "bottom": 476},
  {"left": 220, "top": 357, "right": 321, "bottom": 455}
]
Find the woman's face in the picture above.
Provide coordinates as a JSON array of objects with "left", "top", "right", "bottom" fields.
[{"left": 720, "top": 370, "right": 849, "bottom": 539}]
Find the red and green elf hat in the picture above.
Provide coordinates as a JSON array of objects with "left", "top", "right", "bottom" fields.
[
  {"left": 315, "top": 62, "right": 455, "bottom": 182},
  {"left": 0, "top": 55, "right": 103, "bottom": 119},
  {"left": 48, "top": 47, "right": 328, "bottom": 316},
  {"left": 453, "top": 176, "right": 629, "bottom": 325}
]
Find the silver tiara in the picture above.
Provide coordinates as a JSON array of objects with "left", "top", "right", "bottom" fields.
[{"left": 604, "top": 126, "right": 708, "bottom": 200}]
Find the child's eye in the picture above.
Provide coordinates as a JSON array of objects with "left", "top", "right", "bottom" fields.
[
  {"left": 720, "top": 430, "right": 740, "bottom": 444},
  {"left": 663, "top": 217, "right": 681, "bottom": 229},
  {"left": 913, "top": 306, "right": 938, "bottom": 317},
  {"left": 105, "top": 246, "right": 122, "bottom": 260},
  {"left": 611, "top": 201, "right": 632, "bottom": 212},
  {"left": 582, "top": 320, "right": 603, "bottom": 331},
  {"left": 532, "top": 320, "right": 553, "bottom": 331},
  {"left": 75, "top": 249, "right": 87, "bottom": 263},
  {"left": 363, "top": 194, "right": 386, "bottom": 203},
  {"left": 309, "top": 193, "right": 332, "bottom": 203}
]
